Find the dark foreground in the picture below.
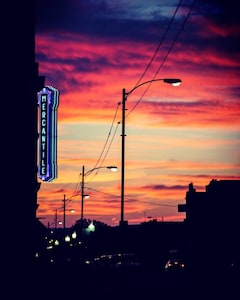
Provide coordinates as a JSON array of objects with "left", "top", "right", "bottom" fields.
[{"left": 19, "top": 262, "right": 238, "bottom": 300}]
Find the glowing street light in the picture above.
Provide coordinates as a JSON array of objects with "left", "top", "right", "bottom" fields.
[
  {"left": 120, "top": 78, "right": 182, "bottom": 227},
  {"left": 80, "top": 165, "right": 118, "bottom": 221}
]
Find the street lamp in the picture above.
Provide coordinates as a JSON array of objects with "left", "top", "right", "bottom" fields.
[
  {"left": 120, "top": 78, "right": 182, "bottom": 227},
  {"left": 80, "top": 165, "right": 118, "bottom": 221}
]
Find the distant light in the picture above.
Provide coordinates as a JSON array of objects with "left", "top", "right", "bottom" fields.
[
  {"left": 65, "top": 235, "right": 71, "bottom": 242},
  {"left": 87, "top": 221, "right": 95, "bottom": 232},
  {"left": 72, "top": 231, "right": 77, "bottom": 239}
]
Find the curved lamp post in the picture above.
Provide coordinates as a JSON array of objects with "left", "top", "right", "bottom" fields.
[
  {"left": 120, "top": 78, "right": 182, "bottom": 227},
  {"left": 80, "top": 165, "right": 118, "bottom": 221}
]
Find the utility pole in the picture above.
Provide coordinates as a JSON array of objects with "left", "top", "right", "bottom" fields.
[
  {"left": 54, "top": 209, "right": 58, "bottom": 229},
  {"left": 80, "top": 165, "right": 117, "bottom": 223},
  {"left": 81, "top": 165, "right": 85, "bottom": 221},
  {"left": 63, "top": 194, "right": 66, "bottom": 232},
  {"left": 119, "top": 79, "right": 181, "bottom": 227},
  {"left": 120, "top": 88, "right": 127, "bottom": 227}
]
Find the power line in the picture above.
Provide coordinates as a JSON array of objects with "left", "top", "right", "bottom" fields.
[
  {"left": 59, "top": 1, "right": 195, "bottom": 199},
  {"left": 92, "top": 101, "right": 121, "bottom": 171},
  {"left": 104, "top": 2, "right": 186, "bottom": 160},
  {"left": 48, "top": 101, "right": 121, "bottom": 204},
  {"left": 132, "top": 0, "right": 183, "bottom": 91},
  {"left": 41, "top": 2, "right": 196, "bottom": 224},
  {"left": 86, "top": 187, "right": 177, "bottom": 207},
  {"left": 86, "top": 121, "right": 120, "bottom": 184},
  {"left": 127, "top": 0, "right": 196, "bottom": 117}
]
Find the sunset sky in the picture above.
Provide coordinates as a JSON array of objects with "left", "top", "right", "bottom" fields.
[{"left": 35, "top": 0, "right": 240, "bottom": 228}]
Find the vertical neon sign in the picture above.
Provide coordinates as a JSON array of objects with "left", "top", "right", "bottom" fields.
[{"left": 37, "top": 86, "right": 59, "bottom": 182}]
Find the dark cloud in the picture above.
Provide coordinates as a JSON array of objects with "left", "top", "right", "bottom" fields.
[
  {"left": 139, "top": 99, "right": 238, "bottom": 115},
  {"left": 35, "top": 0, "right": 240, "bottom": 63},
  {"left": 196, "top": 0, "right": 240, "bottom": 23},
  {"left": 35, "top": 0, "right": 191, "bottom": 42},
  {"left": 143, "top": 184, "right": 187, "bottom": 190}
]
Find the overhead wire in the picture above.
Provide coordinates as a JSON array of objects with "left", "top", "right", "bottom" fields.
[
  {"left": 83, "top": 0, "right": 193, "bottom": 206},
  {"left": 47, "top": 1, "right": 196, "bottom": 223},
  {"left": 51, "top": 101, "right": 121, "bottom": 203},
  {"left": 86, "top": 121, "right": 120, "bottom": 184},
  {"left": 152, "top": 0, "right": 196, "bottom": 80},
  {"left": 91, "top": 101, "right": 121, "bottom": 172},
  {"left": 86, "top": 187, "right": 176, "bottom": 207},
  {"left": 89, "top": 1, "right": 193, "bottom": 170},
  {"left": 88, "top": 1, "right": 196, "bottom": 175},
  {"left": 82, "top": 102, "right": 121, "bottom": 185},
  {"left": 132, "top": 0, "right": 183, "bottom": 92},
  {"left": 127, "top": 0, "right": 196, "bottom": 117}
]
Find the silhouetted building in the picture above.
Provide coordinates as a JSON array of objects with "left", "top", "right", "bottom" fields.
[
  {"left": 1, "top": 2, "right": 47, "bottom": 294},
  {"left": 178, "top": 179, "right": 240, "bottom": 279}
]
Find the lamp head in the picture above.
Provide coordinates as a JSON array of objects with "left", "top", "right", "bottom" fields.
[
  {"left": 163, "top": 78, "right": 182, "bottom": 86},
  {"left": 107, "top": 166, "right": 118, "bottom": 172}
]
